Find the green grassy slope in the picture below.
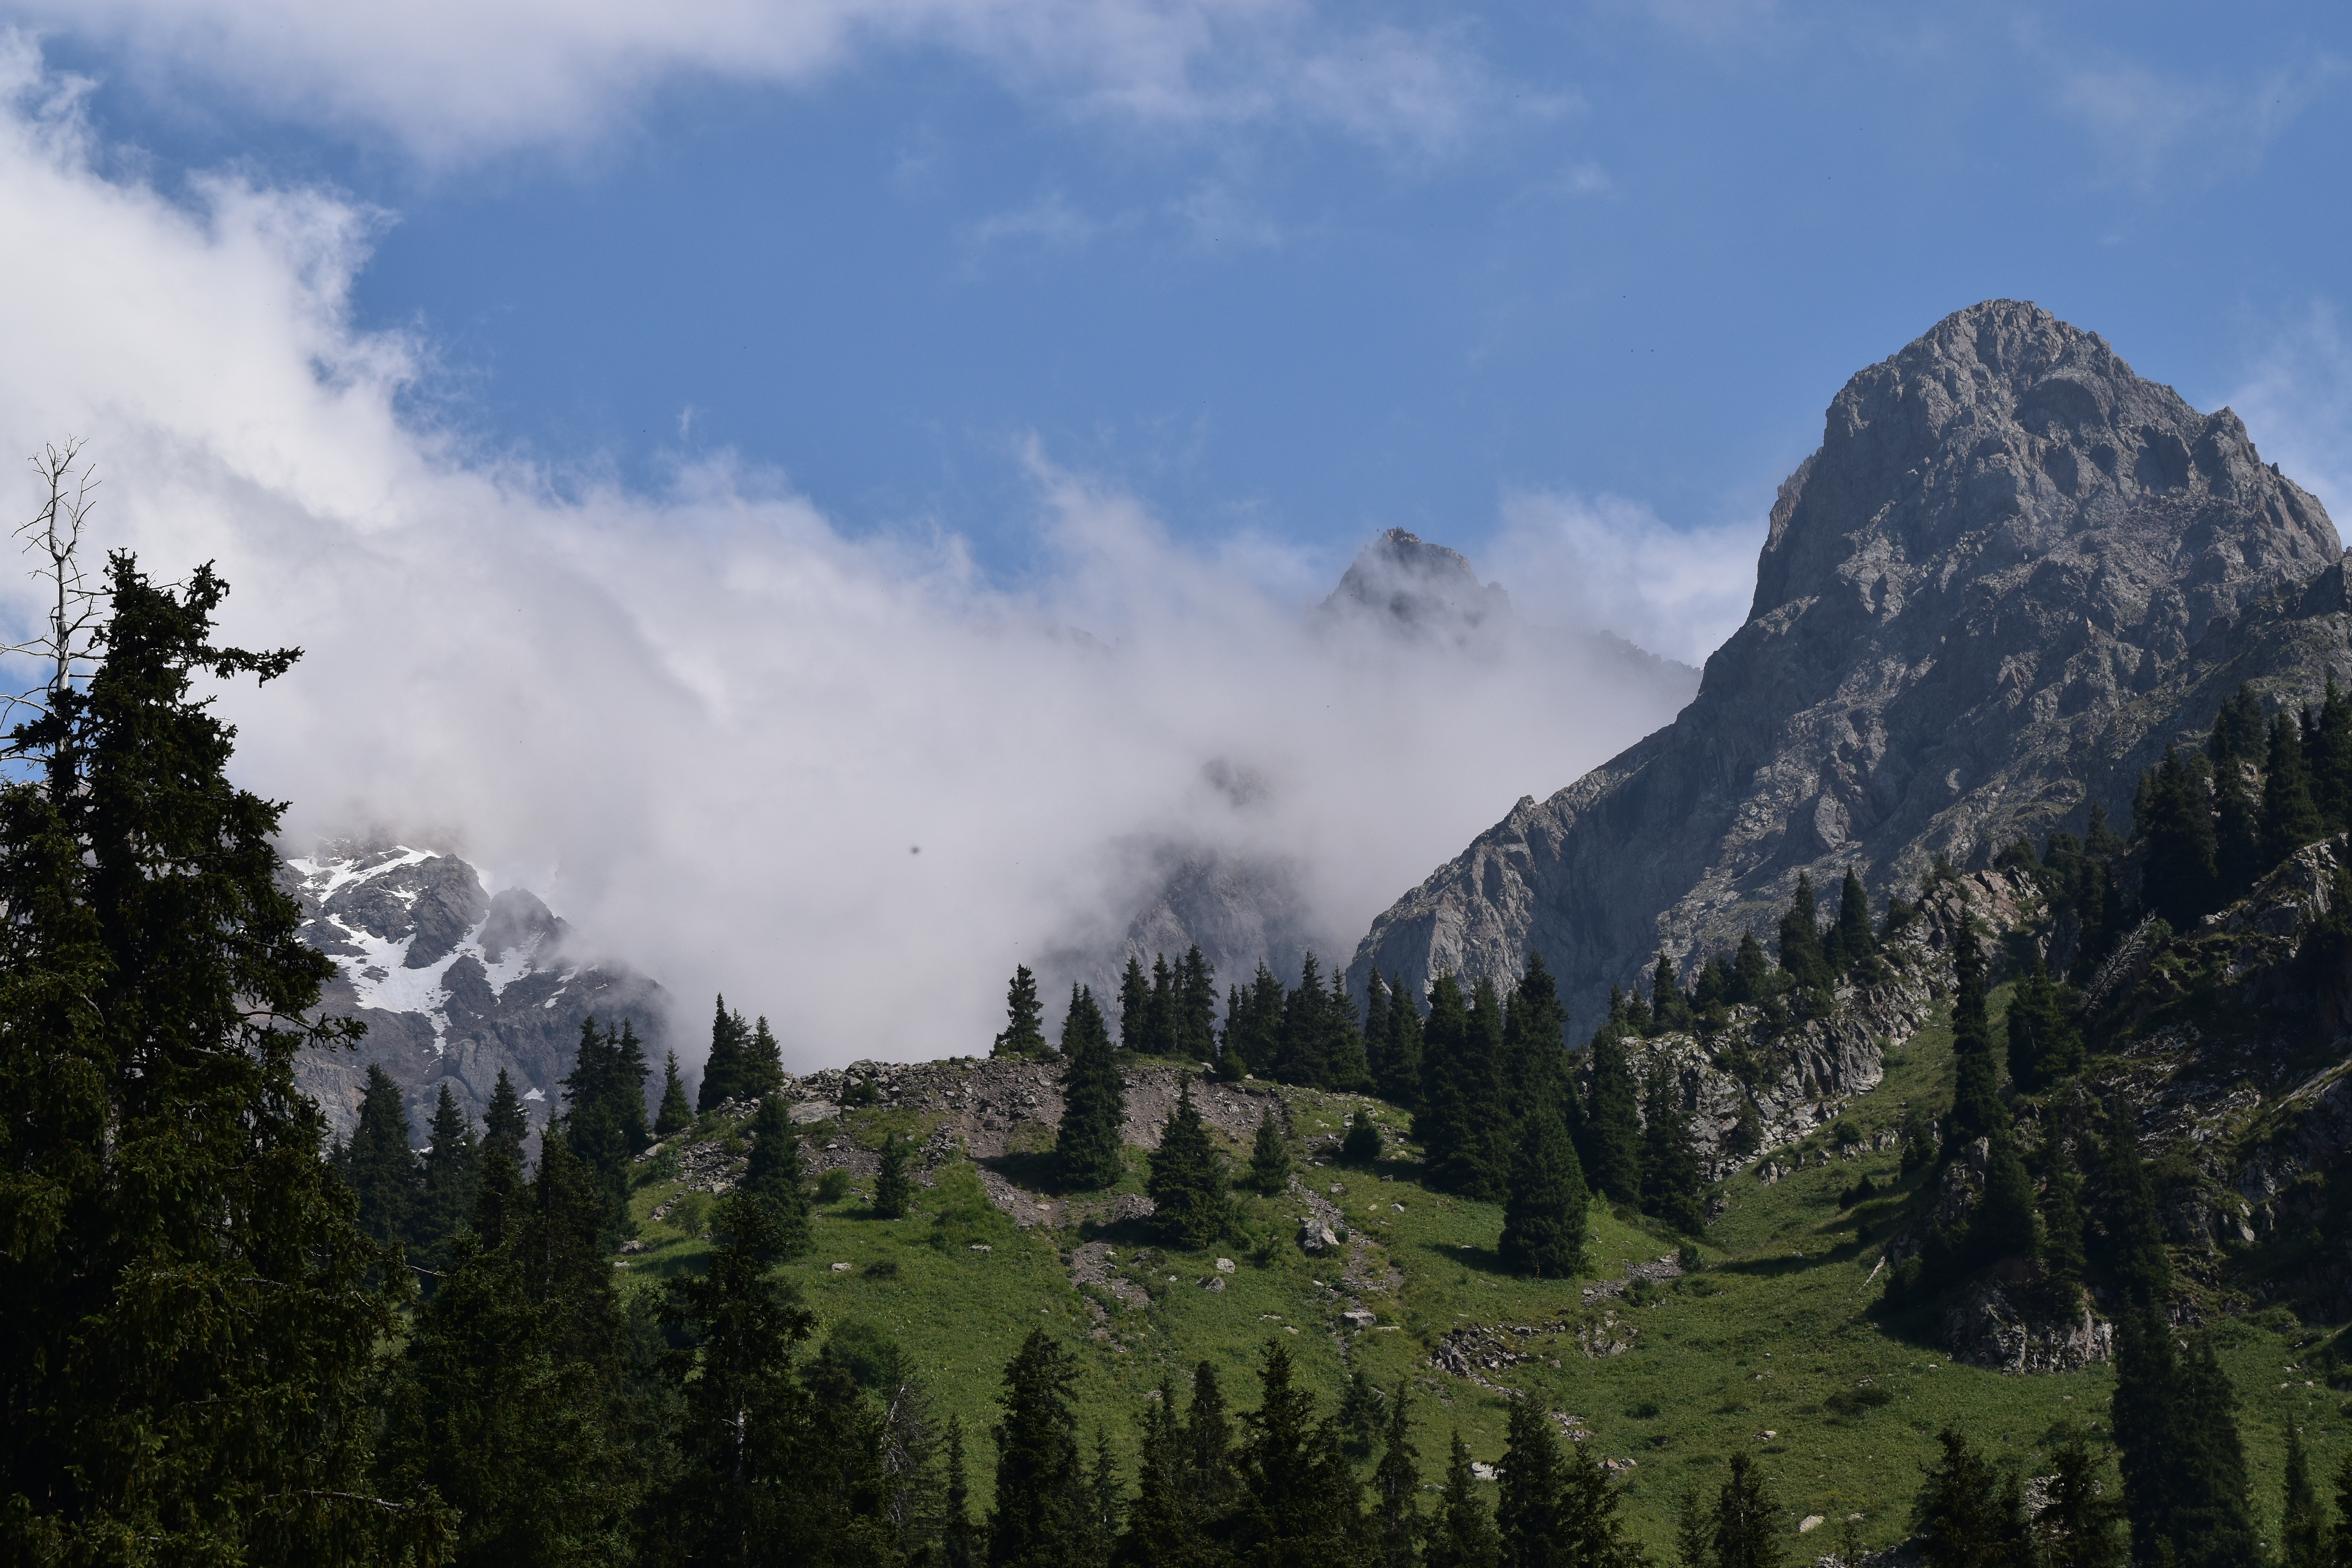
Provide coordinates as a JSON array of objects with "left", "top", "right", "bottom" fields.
[{"left": 615, "top": 1004, "right": 2342, "bottom": 1558}]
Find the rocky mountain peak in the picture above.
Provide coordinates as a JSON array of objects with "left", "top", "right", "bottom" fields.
[
  {"left": 1319, "top": 527, "right": 1513, "bottom": 643},
  {"left": 1350, "top": 300, "right": 2343, "bottom": 1027}
]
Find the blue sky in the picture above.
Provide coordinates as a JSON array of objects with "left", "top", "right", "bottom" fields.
[
  {"left": 4, "top": 1, "right": 2351, "bottom": 1060},
  {"left": 36, "top": 0, "right": 2352, "bottom": 585}
]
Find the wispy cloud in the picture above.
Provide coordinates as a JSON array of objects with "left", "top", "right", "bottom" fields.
[
  {"left": 2226, "top": 300, "right": 2352, "bottom": 526},
  {"left": 963, "top": 191, "right": 1116, "bottom": 253},
  {"left": 0, "top": 48, "right": 1691, "bottom": 1068},
  {"left": 1485, "top": 490, "right": 1759, "bottom": 668},
  {"left": 2054, "top": 55, "right": 2343, "bottom": 191}
]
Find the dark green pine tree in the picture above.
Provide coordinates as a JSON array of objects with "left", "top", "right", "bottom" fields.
[
  {"left": 2139, "top": 744, "right": 2220, "bottom": 928},
  {"left": 0, "top": 549, "right": 446, "bottom": 1561},
  {"left": 417, "top": 1082, "right": 479, "bottom": 1271},
  {"left": 485, "top": 1066, "right": 531, "bottom": 1153},
  {"left": 2214, "top": 751, "right": 2263, "bottom": 900},
  {"left": 1496, "top": 1395, "right": 1569, "bottom": 1566},
  {"left": 1776, "top": 872, "right": 1829, "bottom": 989},
  {"left": 1650, "top": 952, "right": 1692, "bottom": 1033},
  {"left": 2262, "top": 709, "right": 2330, "bottom": 871},
  {"left": 1710, "top": 1452, "right": 1785, "bottom": 1568},
  {"left": 1232, "top": 1340, "right": 1362, "bottom": 1568},
  {"left": 1913, "top": 1428, "right": 2029, "bottom": 1568},
  {"left": 2038, "top": 1134, "right": 2089, "bottom": 1298},
  {"left": 873, "top": 1132, "right": 913, "bottom": 1220},
  {"left": 1272, "top": 953, "right": 1336, "bottom": 1088},
  {"left": 1731, "top": 930, "right": 1769, "bottom": 1006},
  {"left": 1499, "top": 1106, "right": 1589, "bottom": 1278},
  {"left": 697, "top": 994, "right": 750, "bottom": 1112},
  {"left": 988, "top": 1330, "right": 1092, "bottom": 1568},
  {"left": 1174, "top": 946, "right": 1218, "bottom": 1064},
  {"left": 2312, "top": 677, "right": 2352, "bottom": 830},
  {"left": 1147, "top": 1079, "right": 1237, "bottom": 1249},
  {"left": 344, "top": 1061, "right": 422, "bottom": 1253},
  {"left": 1369, "top": 1383, "right": 1420, "bottom": 1568},
  {"left": 1970, "top": 1132, "right": 2039, "bottom": 1268},
  {"left": 2112, "top": 1316, "right": 2258, "bottom": 1568},
  {"left": 2207, "top": 681, "right": 2267, "bottom": 766},
  {"left": 2034, "top": 1422, "right": 2125, "bottom": 1568},
  {"left": 1424, "top": 1432, "right": 1503, "bottom": 1568},
  {"left": 1218, "top": 962, "right": 1287, "bottom": 1081},
  {"left": 1183, "top": 1358, "right": 1237, "bottom": 1531},
  {"left": 995, "top": 964, "right": 1049, "bottom": 1059},
  {"left": 1833, "top": 866, "right": 1877, "bottom": 978},
  {"left": 1583, "top": 1012, "right": 1642, "bottom": 1205},
  {"left": 1503, "top": 953, "right": 1577, "bottom": 1134},
  {"left": 654, "top": 1047, "right": 694, "bottom": 1137},
  {"left": 1146, "top": 952, "right": 1179, "bottom": 1057},
  {"left": 742, "top": 1093, "right": 813, "bottom": 1259},
  {"left": 1946, "top": 919, "right": 2007, "bottom": 1149},
  {"left": 561, "top": 1017, "right": 641, "bottom": 1239},
  {"left": 1450, "top": 976, "right": 1513, "bottom": 1198},
  {"left": 1361, "top": 972, "right": 1393, "bottom": 1094},
  {"left": 1246, "top": 1105, "right": 1292, "bottom": 1196},
  {"left": 1056, "top": 985, "right": 1128, "bottom": 1191},
  {"left": 1638, "top": 1064, "right": 1706, "bottom": 1235},
  {"left": 1380, "top": 973, "right": 1425, "bottom": 1110},
  {"left": 1120, "top": 1377, "right": 1194, "bottom": 1567},
  {"left": 2283, "top": 1419, "right": 2326, "bottom": 1568},
  {"left": 1341, "top": 1108, "right": 1383, "bottom": 1166},
  {"left": 1416, "top": 974, "right": 1483, "bottom": 1194},
  {"left": 1118, "top": 956, "right": 1151, "bottom": 1052},
  {"left": 742, "top": 1015, "right": 785, "bottom": 1103},
  {"left": 2102, "top": 1102, "right": 2173, "bottom": 1310},
  {"left": 2006, "top": 950, "right": 2083, "bottom": 1093},
  {"left": 944, "top": 1414, "right": 980, "bottom": 1568},
  {"left": 1325, "top": 967, "right": 1374, "bottom": 1092}
]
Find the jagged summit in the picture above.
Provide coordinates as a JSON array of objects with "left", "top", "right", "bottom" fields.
[
  {"left": 1350, "top": 299, "right": 2343, "bottom": 1025},
  {"left": 283, "top": 840, "right": 669, "bottom": 1139},
  {"left": 1319, "top": 527, "right": 1513, "bottom": 641}
]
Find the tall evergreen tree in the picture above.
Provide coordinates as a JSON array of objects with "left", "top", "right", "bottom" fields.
[
  {"left": 1710, "top": 1452, "right": 1784, "bottom": 1568},
  {"left": 2140, "top": 745, "right": 2220, "bottom": 927},
  {"left": 418, "top": 1082, "right": 479, "bottom": 1270},
  {"left": 561, "top": 1016, "right": 649, "bottom": 1238},
  {"left": 1118, "top": 956, "right": 1152, "bottom": 1052},
  {"left": 2214, "top": 752, "right": 2263, "bottom": 900},
  {"left": 0, "top": 547, "right": 446, "bottom": 1561},
  {"left": 1219, "top": 963, "right": 1286, "bottom": 1081},
  {"left": 1639, "top": 1063, "right": 1706, "bottom": 1234},
  {"left": 2006, "top": 950, "right": 2083, "bottom": 1093},
  {"left": 1232, "top": 1341, "right": 1361, "bottom": 1567},
  {"left": 1368, "top": 1383, "right": 1420, "bottom": 1568},
  {"left": 1380, "top": 973, "right": 1425, "bottom": 1110},
  {"left": 485, "top": 1066, "right": 531, "bottom": 1152},
  {"left": 944, "top": 1415, "right": 980, "bottom": 1568},
  {"left": 2313, "top": 677, "right": 2352, "bottom": 829},
  {"left": 1502, "top": 953, "right": 1576, "bottom": 1132},
  {"left": 1271, "top": 953, "right": 1337, "bottom": 1088},
  {"left": 1246, "top": 1105, "right": 1292, "bottom": 1196},
  {"left": 742, "top": 1015, "right": 786, "bottom": 1103},
  {"left": 2038, "top": 1134, "right": 2089, "bottom": 1296},
  {"left": 996, "top": 965, "right": 1049, "bottom": 1059},
  {"left": 1183, "top": 1359, "right": 1236, "bottom": 1528},
  {"left": 1425, "top": 1432, "right": 1502, "bottom": 1568},
  {"left": 1776, "top": 872, "right": 1828, "bottom": 989},
  {"left": 1361, "top": 972, "right": 1393, "bottom": 1094},
  {"left": 655, "top": 1047, "right": 695, "bottom": 1137},
  {"left": 1146, "top": 952, "right": 1179, "bottom": 1057},
  {"left": 1833, "top": 866, "right": 1877, "bottom": 976},
  {"left": 2112, "top": 1316, "right": 2258, "bottom": 1568},
  {"left": 1174, "top": 946, "right": 1218, "bottom": 1064},
  {"left": 2102, "top": 1103, "right": 2172, "bottom": 1310},
  {"left": 1583, "top": 1012, "right": 1642, "bottom": 1205},
  {"left": 697, "top": 995, "right": 751, "bottom": 1112},
  {"left": 345, "top": 1061, "right": 422, "bottom": 1253},
  {"left": 873, "top": 1132, "right": 913, "bottom": 1220},
  {"left": 1914, "top": 1428, "right": 2029, "bottom": 1568},
  {"left": 1946, "top": 918, "right": 2006, "bottom": 1147},
  {"left": 1731, "top": 931, "right": 1769, "bottom": 1006},
  {"left": 2263, "top": 709, "right": 2329, "bottom": 870},
  {"left": 1325, "top": 966, "right": 1374, "bottom": 1092},
  {"left": 989, "top": 1330, "right": 1091, "bottom": 1568},
  {"left": 1971, "top": 1132, "right": 2039, "bottom": 1267},
  {"left": 1148, "top": 1080, "right": 1236, "bottom": 1249},
  {"left": 742, "top": 1094, "right": 813, "bottom": 1259},
  {"left": 1056, "top": 986, "right": 1128, "bottom": 1191},
  {"left": 2035, "top": 1422, "right": 2125, "bottom": 1568},
  {"left": 1499, "top": 1397, "right": 1639, "bottom": 1568},
  {"left": 1499, "top": 1106, "right": 1590, "bottom": 1278},
  {"left": 2284, "top": 1420, "right": 2327, "bottom": 1568},
  {"left": 2208, "top": 681, "right": 2267, "bottom": 766},
  {"left": 1416, "top": 975, "right": 1486, "bottom": 1195}
]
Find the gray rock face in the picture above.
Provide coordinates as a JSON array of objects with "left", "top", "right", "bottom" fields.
[
  {"left": 1350, "top": 300, "right": 2342, "bottom": 1024},
  {"left": 283, "top": 840, "right": 669, "bottom": 1142}
]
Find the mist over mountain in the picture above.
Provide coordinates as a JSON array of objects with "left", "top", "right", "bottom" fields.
[{"left": 1350, "top": 299, "right": 2344, "bottom": 1026}]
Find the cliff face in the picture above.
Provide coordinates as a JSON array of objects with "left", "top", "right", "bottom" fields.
[{"left": 1350, "top": 300, "right": 2343, "bottom": 1024}]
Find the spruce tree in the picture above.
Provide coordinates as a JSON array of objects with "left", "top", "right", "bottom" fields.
[
  {"left": 2035, "top": 1422, "right": 2124, "bottom": 1568},
  {"left": 1246, "top": 1105, "right": 1292, "bottom": 1196},
  {"left": 2102, "top": 1102, "right": 2172, "bottom": 1310},
  {"left": 2263, "top": 710, "right": 2329, "bottom": 871},
  {"left": 1184, "top": 1359, "right": 1236, "bottom": 1526},
  {"left": 1273, "top": 953, "right": 1336, "bottom": 1087},
  {"left": 742, "top": 1015, "right": 785, "bottom": 1103},
  {"left": 742, "top": 1093, "right": 813, "bottom": 1259},
  {"left": 1232, "top": 1340, "right": 1362, "bottom": 1566},
  {"left": 655, "top": 1048, "right": 694, "bottom": 1137},
  {"left": 988, "top": 1330, "right": 1091, "bottom": 1568},
  {"left": 1711, "top": 1452, "right": 1784, "bottom": 1568},
  {"left": 0, "top": 548, "right": 445, "bottom": 1561},
  {"left": 1583, "top": 1017, "right": 1642, "bottom": 1205},
  {"left": 1731, "top": 931, "right": 1769, "bottom": 1005},
  {"left": 485, "top": 1066, "right": 531, "bottom": 1152},
  {"left": 944, "top": 1415, "right": 980, "bottom": 1568},
  {"left": 696, "top": 994, "right": 750, "bottom": 1112},
  {"left": 1175, "top": 946, "right": 1218, "bottom": 1064},
  {"left": 1914, "top": 1427, "right": 2028, "bottom": 1568},
  {"left": 418, "top": 1082, "right": 479, "bottom": 1270},
  {"left": 1971, "top": 1132, "right": 2038, "bottom": 1267},
  {"left": 1639, "top": 1063, "right": 1706, "bottom": 1234},
  {"left": 1498, "top": 1106, "right": 1589, "bottom": 1278},
  {"left": 1146, "top": 952, "right": 1179, "bottom": 1057},
  {"left": 1946, "top": 918, "right": 2007, "bottom": 1148},
  {"left": 345, "top": 1061, "right": 422, "bottom": 1252},
  {"left": 996, "top": 964, "right": 1050, "bottom": 1059},
  {"left": 1425, "top": 1432, "right": 1503, "bottom": 1568},
  {"left": 1496, "top": 1395, "right": 1569, "bottom": 1565},
  {"left": 1650, "top": 952, "right": 1688, "bottom": 1032},
  {"left": 1119, "top": 956, "right": 1151, "bottom": 1051},
  {"left": 2140, "top": 745, "right": 2220, "bottom": 927},
  {"left": 1503, "top": 953, "right": 1576, "bottom": 1131},
  {"left": 1380, "top": 973, "right": 1425, "bottom": 1110},
  {"left": 1341, "top": 1108, "right": 1383, "bottom": 1166},
  {"left": 1056, "top": 985, "right": 1127, "bottom": 1191},
  {"left": 1370, "top": 1383, "right": 1420, "bottom": 1568},
  {"left": 1416, "top": 974, "right": 1477, "bottom": 1191},
  {"left": 874, "top": 1132, "right": 913, "bottom": 1220},
  {"left": 1147, "top": 1080, "right": 1236, "bottom": 1249},
  {"left": 1777, "top": 872, "right": 1828, "bottom": 989},
  {"left": 1834, "top": 866, "right": 1877, "bottom": 976},
  {"left": 1122, "top": 1377, "right": 1196, "bottom": 1566},
  {"left": 2113, "top": 1316, "right": 2259, "bottom": 1568},
  {"left": 1362, "top": 973, "right": 1393, "bottom": 1094},
  {"left": 2038, "top": 1134, "right": 2088, "bottom": 1296},
  {"left": 1220, "top": 963, "right": 1286, "bottom": 1080},
  {"left": 2215, "top": 754, "right": 2262, "bottom": 900},
  {"left": 2007, "top": 951, "right": 2083, "bottom": 1093},
  {"left": 1325, "top": 967, "right": 1374, "bottom": 1092},
  {"left": 2314, "top": 677, "right": 2352, "bottom": 829}
]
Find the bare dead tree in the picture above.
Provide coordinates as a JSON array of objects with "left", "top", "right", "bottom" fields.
[{"left": 0, "top": 439, "right": 105, "bottom": 750}]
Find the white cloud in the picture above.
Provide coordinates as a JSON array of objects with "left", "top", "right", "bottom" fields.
[
  {"left": 1484, "top": 489, "right": 1758, "bottom": 668},
  {"left": 2226, "top": 301, "right": 2352, "bottom": 525},
  {"left": 963, "top": 191, "right": 1116, "bottom": 252},
  {"left": 27, "top": 0, "right": 1524, "bottom": 166},
  {"left": 2054, "top": 56, "right": 2343, "bottom": 191},
  {"left": 0, "top": 47, "right": 1693, "bottom": 1069}
]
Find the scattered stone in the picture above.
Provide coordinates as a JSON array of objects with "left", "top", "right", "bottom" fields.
[
  {"left": 1201, "top": 1276, "right": 1226, "bottom": 1294},
  {"left": 970, "top": 1243, "right": 992, "bottom": 1253},
  {"left": 1341, "top": 1307, "right": 1377, "bottom": 1329},
  {"left": 1799, "top": 1516, "right": 1824, "bottom": 1535},
  {"left": 1299, "top": 1222, "right": 1339, "bottom": 1254},
  {"left": 830, "top": 1261, "right": 851, "bottom": 1272},
  {"left": 1215, "top": 1258, "right": 1236, "bottom": 1273},
  {"left": 1470, "top": 1463, "right": 1497, "bottom": 1482}
]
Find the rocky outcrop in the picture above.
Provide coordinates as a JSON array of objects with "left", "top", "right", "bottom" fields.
[
  {"left": 1350, "top": 301, "right": 2343, "bottom": 1027},
  {"left": 285, "top": 840, "right": 669, "bottom": 1141}
]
